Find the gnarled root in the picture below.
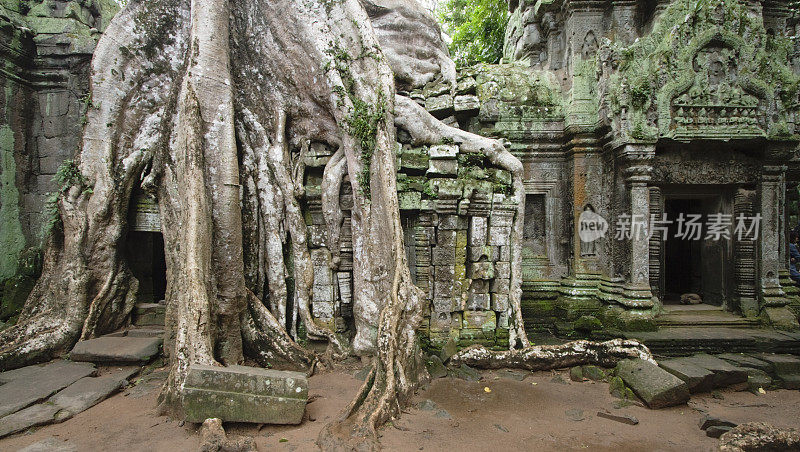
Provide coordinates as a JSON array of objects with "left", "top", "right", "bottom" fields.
[
  {"left": 241, "top": 290, "right": 316, "bottom": 370},
  {"left": 450, "top": 339, "right": 655, "bottom": 371},
  {"left": 322, "top": 148, "right": 347, "bottom": 269},
  {"left": 317, "top": 223, "right": 427, "bottom": 451},
  {"left": 199, "top": 418, "right": 256, "bottom": 452},
  {"left": 237, "top": 108, "right": 345, "bottom": 355}
]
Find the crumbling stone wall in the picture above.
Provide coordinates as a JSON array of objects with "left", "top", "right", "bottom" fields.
[
  {"left": 0, "top": 0, "right": 118, "bottom": 319},
  {"left": 303, "top": 68, "right": 520, "bottom": 346}
]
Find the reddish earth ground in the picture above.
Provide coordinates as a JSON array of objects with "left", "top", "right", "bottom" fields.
[{"left": 1, "top": 364, "right": 798, "bottom": 451}]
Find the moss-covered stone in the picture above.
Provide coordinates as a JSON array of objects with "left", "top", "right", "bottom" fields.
[
  {"left": 581, "top": 365, "right": 607, "bottom": 382},
  {"left": 608, "top": 376, "right": 636, "bottom": 401},
  {"left": 0, "top": 274, "right": 34, "bottom": 321},
  {"left": 573, "top": 315, "right": 602, "bottom": 332}
]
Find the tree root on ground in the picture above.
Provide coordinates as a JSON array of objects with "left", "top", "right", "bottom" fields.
[{"left": 450, "top": 339, "right": 655, "bottom": 371}]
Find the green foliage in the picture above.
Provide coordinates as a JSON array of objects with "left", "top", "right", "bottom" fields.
[
  {"left": 42, "top": 160, "right": 91, "bottom": 237},
  {"left": 54, "top": 159, "right": 88, "bottom": 190},
  {"left": 327, "top": 40, "right": 388, "bottom": 200},
  {"left": 437, "top": 0, "right": 508, "bottom": 67},
  {"left": 345, "top": 97, "right": 386, "bottom": 200}
]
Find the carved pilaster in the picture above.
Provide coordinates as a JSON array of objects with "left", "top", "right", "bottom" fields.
[
  {"left": 758, "top": 165, "right": 788, "bottom": 307},
  {"left": 648, "top": 186, "right": 664, "bottom": 300},
  {"left": 734, "top": 188, "right": 758, "bottom": 317},
  {"left": 619, "top": 144, "right": 655, "bottom": 308}
]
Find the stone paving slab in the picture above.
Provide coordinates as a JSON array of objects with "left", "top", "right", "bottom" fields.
[
  {"left": 777, "top": 374, "right": 800, "bottom": 389},
  {"left": 681, "top": 354, "right": 748, "bottom": 388},
  {"left": 0, "top": 403, "right": 61, "bottom": 437},
  {"left": 657, "top": 358, "right": 715, "bottom": 393},
  {"left": 70, "top": 336, "right": 162, "bottom": 363},
  {"left": 0, "top": 361, "right": 96, "bottom": 418},
  {"left": 615, "top": 359, "right": 689, "bottom": 409},
  {"left": 50, "top": 367, "right": 139, "bottom": 416},
  {"left": 754, "top": 354, "right": 800, "bottom": 375},
  {"left": 716, "top": 353, "right": 773, "bottom": 373},
  {"left": 183, "top": 364, "right": 308, "bottom": 424}
]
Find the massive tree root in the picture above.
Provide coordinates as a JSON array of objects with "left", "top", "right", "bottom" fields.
[{"left": 449, "top": 339, "right": 655, "bottom": 370}]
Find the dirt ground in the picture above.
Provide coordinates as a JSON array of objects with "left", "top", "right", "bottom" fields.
[{"left": 1, "top": 364, "right": 799, "bottom": 452}]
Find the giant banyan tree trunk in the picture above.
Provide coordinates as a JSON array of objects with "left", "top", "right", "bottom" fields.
[{"left": 0, "top": 0, "right": 599, "bottom": 448}]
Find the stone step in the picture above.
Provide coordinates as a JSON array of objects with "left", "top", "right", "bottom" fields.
[
  {"left": 70, "top": 336, "right": 162, "bottom": 364},
  {"left": 126, "top": 327, "right": 165, "bottom": 338},
  {"left": 656, "top": 315, "right": 759, "bottom": 328},
  {"left": 658, "top": 354, "right": 750, "bottom": 393},
  {"left": 623, "top": 327, "right": 800, "bottom": 356},
  {"left": 657, "top": 358, "right": 715, "bottom": 393},
  {"left": 132, "top": 302, "right": 165, "bottom": 327},
  {"left": 716, "top": 353, "right": 773, "bottom": 373}
]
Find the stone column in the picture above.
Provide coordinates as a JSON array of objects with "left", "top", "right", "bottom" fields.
[
  {"left": 759, "top": 165, "right": 788, "bottom": 308},
  {"left": 620, "top": 144, "right": 654, "bottom": 308}
]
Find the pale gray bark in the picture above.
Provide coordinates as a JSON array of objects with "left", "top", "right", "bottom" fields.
[{"left": 450, "top": 339, "right": 655, "bottom": 370}]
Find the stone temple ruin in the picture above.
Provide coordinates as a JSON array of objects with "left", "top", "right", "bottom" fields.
[{"left": 2, "top": 0, "right": 800, "bottom": 358}]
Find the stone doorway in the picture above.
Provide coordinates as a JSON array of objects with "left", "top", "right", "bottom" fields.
[
  {"left": 659, "top": 190, "right": 733, "bottom": 309},
  {"left": 126, "top": 189, "right": 167, "bottom": 305},
  {"left": 125, "top": 231, "right": 167, "bottom": 304}
]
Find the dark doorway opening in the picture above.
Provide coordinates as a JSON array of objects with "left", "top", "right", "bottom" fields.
[
  {"left": 125, "top": 231, "right": 167, "bottom": 303},
  {"left": 663, "top": 198, "right": 703, "bottom": 304}
]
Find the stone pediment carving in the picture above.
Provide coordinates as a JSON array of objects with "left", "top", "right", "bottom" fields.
[
  {"left": 603, "top": 0, "right": 800, "bottom": 144},
  {"left": 666, "top": 34, "right": 766, "bottom": 140}
]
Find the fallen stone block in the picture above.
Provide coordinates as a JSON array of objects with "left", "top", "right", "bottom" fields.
[
  {"left": 776, "top": 374, "right": 800, "bottom": 390},
  {"left": 658, "top": 358, "right": 715, "bottom": 394},
  {"left": 0, "top": 360, "right": 96, "bottom": 418},
  {"left": 70, "top": 336, "right": 162, "bottom": 363},
  {"left": 449, "top": 364, "right": 481, "bottom": 381},
  {"left": 50, "top": 367, "right": 138, "bottom": 416},
  {"left": 425, "top": 355, "right": 447, "bottom": 379},
  {"left": 182, "top": 365, "right": 308, "bottom": 424},
  {"left": 699, "top": 414, "right": 737, "bottom": 430},
  {"left": 0, "top": 403, "right": 61, "bottom": 437},
  {"left": 608, "top": 376, "right": 637, "bottom": 401},
  {"left": 615, "top": 359, "right": 689, "bottom": 409},
  {"left": 682, "top": 354, "right": 747, "bottom": 388},
  {"left": 597, "top": 411, "right": 638, "bottom": 425},
  {"left": 581, "top": 365, "right": 607, "bottom": 382}
]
